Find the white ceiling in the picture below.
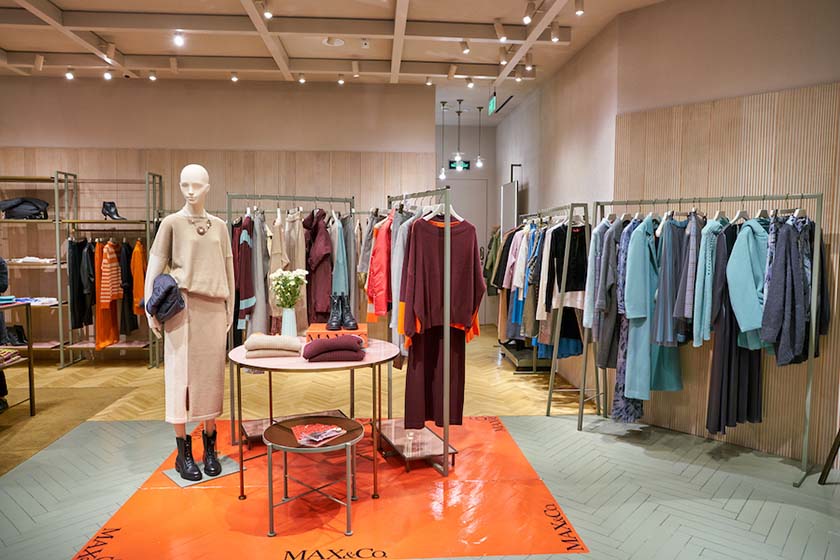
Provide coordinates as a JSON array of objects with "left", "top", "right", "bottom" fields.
[{"left": 0, "top": 0, "right": 661, "bottom": 125}]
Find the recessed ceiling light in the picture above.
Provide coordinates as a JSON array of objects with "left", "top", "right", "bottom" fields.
[
  {"left": 493, "top": 19, "right": 507, "bottom": 43},
  {"left": 337, "top": 74, "right": 345, "bottom": 85},
  {"left": 499, "top": 47, "right": 508, "bottom": 65},
  {"left": 460, "top": 40, "right": 470, "bottom": 55},
  {"left": 550, "top": 21, "right": 561, "bottom": 43},
  {"left": 231, "top": 72, "right": 239, "bottom": 82},
  {"left": 575, "top": 0, "right": 584, "bottom": 17},
  {"left": 173, "top": 31, "right": 185, "bottom": 47},
  {"left": 523, "top": 1, "right": 535, "bottom": 25},
  {"left": 466, "top": 77, "right": 474, "bottom": 89},
  {"left": 298, "top": 73, "right": 306, "bottom": 84},
  {"left": 425, "top": 76, "right": 432, "bottom": 86},
  {"left": 65, "top": 67, "right": 74, "bottom": 80},
  {"left": 103, "top": 69, "right": 113, "bottom": 80},
  {"left": 525, "top": 52, "right": 533, "bottom": 71},
  {"left": 322, "top": 37, "right": 345, "bottom": 47},
  {"left": 148, "top": 70, "right": 157, "bottom": 81}
]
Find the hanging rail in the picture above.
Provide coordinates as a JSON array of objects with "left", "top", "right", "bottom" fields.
[
  {"left": 593, "top": 193, "right": 824, "bottom": 488},
  {"left": 385, "top": 186, "right": 454, "bottom": 477},
  {"left": 225, "top": 192, "right": 356, "bottom": 446}
]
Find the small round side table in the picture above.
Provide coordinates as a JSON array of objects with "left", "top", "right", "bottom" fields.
[{"left": 263, "top": 415, "right": 365, "bottom": 537}]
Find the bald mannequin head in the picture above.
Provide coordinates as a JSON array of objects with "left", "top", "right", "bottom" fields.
[{"left": 179, "top": 164, "right": 210, "bottom": 214}]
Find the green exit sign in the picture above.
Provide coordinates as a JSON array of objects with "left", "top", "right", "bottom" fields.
[
  {"left": 488, "top": 92, "right": 497, "bottom": 116},
  {"left": 449, "top": 160, "right": 470, "bottom": 170}
]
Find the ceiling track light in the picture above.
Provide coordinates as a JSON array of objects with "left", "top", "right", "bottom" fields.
[
  {"left": 173, "top": 31, "right": 185, "bottom": 47},
  {"left": 447, "top": 64, "right": 457, "bottom": 80},
  {"left": 425, "top": 76, "right": 433, "bottom": 86},
  {"left": 64, "top": 66, "right": 74, "bottom": 80},
  {"left": 575, "top": 0, "right": 584, "bottom": 16},
  {"left": 337, "top": 74, "right": 345, "bottom": 85},
  {"left": 525, "top": 52, "right": 534, "bottom": 71},
  {"left": 103, "top": 69, "right": 113, "bottom": 81},
  {"left": 351, "top": 60, "right": 360, "bottom": 78},
  {"left": 550, "top": 21, "right": 561, "bottom": 43},
  {"left": 460, "top": 40, "right": 470, "bottom": 55},
  {"left": 493, "top": 19, "right": 507, "bottom": 43},
  {"left": 466, "top": 77, "right": 474, "bottom": 89},
  {"left": 515, "top": 67, "right": 523, "bottom": 82},
  {"left": 499, "top": 47, "right": 508, "bottom": 65},
  {"left": 523, "top": 1, "right": 536, "bottom": 25},
  {"left": 231, "top": 72, "right": 239, "bottom": 82},
  {"left": 298, "top": 73, "right": 306, "bottom": 84},
  {"left": 34, "top": 54, "right": 44, "bottom": 72},
  {"left": 148, "top": 70, "right": 157, "bottom": 81},
  {"left": 259, "top": 0, "right": 273, "bottom": 19}
]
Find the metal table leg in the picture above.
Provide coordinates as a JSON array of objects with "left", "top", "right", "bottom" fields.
[
  {"left": 268, "top": 370, "right": 274, "bottom": 423},
  {"left": 237, "top": 363, "right": 246, "bottom": 500},
  {"left": 267, "top": 443, "right": 275, "bottom": 537},
  {"left": 371, "top": 364, "right": 380, "bottom": 499},
  {"left": 350, "top": 368, "right": 355, "bottom": 419},
  {"left": 345, "top": 443, "right": 353, "bottom": 536},
  {"left": 283, "top": 451, "right": 289, "bottom": 500}
]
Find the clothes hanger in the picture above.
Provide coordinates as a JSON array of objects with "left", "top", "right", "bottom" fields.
[
  {"left": 732, "top": 196, "right": 750, "bottom": 223},
  {"left": 606, "top": 212, "right": 617, "bottom": 222}
]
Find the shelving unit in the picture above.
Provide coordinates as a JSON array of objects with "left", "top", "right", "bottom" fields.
[{"left": 0, "top": 301, "right": 36, "bottom": 416}]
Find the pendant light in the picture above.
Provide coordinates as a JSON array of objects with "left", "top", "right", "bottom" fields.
[
  {"left": 438, "top": 101, "right": 447, "bottom": 180},
  {"left": 451, "top": 99, "right": 464, "bottom": 166},
  {"left": 475, "top": 106, "right": 484, "bottom": 169}
]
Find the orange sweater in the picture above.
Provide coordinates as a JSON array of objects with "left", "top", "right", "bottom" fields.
[{"left": 130, "top": 240, "right": 147, "bottom": 315}]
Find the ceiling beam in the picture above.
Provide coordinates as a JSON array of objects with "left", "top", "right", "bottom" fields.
[
  {"left": 4, "top": 52, "right": 534, "bottom": 81},
  {"left": 0, "top": 8, "right": 570, "bottom": 45},
  {"left": 494, "top": 0, "right": 569, "bottom": 87},
  {"left": 389, "top": 0, "right": 410, "bottom": 84},
  {"left": 12, "top": 0, "right": 138, "bottom": 78},
  {"left": 0, "top": 47, "right": 30, "bottom": 75},
  {"left": 238, "top": 0, "right": 293, "bottom": 81}
]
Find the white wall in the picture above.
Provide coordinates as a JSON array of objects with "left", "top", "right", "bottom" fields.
[
  {"left": 617, "top": 0, "right": 840, "bottom": 113},
  {"left": 0, "top": 77, "right": 435, "bottom": 153}
]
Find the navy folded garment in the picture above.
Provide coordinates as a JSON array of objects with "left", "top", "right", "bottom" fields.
[{"left": 145, "top": 274, "right": 185, "bottom": 322}]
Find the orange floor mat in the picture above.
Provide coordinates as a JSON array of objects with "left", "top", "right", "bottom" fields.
[{"left": 75, "top": 417, "right": 587, "bottom": 559}]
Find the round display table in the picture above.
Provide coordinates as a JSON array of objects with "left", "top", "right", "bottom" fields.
[
  {"left": 228, "top": 338, "right": 400, "bottom": 501},
  {"left": 263, "top": 415, "right": 365, "bottom": 537}
]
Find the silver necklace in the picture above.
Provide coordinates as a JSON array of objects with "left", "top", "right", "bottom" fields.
[{"left": 182, "top": 209, "right": 211, "bottom": 235}]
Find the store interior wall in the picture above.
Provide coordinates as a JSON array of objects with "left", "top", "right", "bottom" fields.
[{"left": 492, "top": 0, "right": 840, "bottom": 462}]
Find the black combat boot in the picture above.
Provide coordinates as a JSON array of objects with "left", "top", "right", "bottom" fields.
[
  {"left": 340, "top": 295, "right": 358, "bottom": 330},
  {"left": 326, "top": 294, "right": 343, "bottom": 331},
  {"left": 202, "top": 429, "right": 222, "bottom": 477},
  {"left": 175, "top": 435, "right": 202, "bottom": 481}
]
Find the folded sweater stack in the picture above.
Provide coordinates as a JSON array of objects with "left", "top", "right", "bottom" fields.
[
  {"left": 244, "top": 333, "right": 302, "bottom": 359},
  {"left": 302, "top": 335, "right": 365, "bottom": 362}
]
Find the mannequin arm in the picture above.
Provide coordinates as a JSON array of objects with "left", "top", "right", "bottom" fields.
[{"left": 144, "top": 253, "right": 166, "bottom": 338}]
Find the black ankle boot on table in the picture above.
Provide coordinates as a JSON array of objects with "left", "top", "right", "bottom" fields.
[
  {"left": 326, "top": 294, "right": 343, "bottom": 331},
  {"left": 175, "top": 435, "right": 202, "bottom": 481},
  {"left": 202, "top": 429, "right": 222, "bottom": 477},
  {"left": 340, "top": 294, "right": 358, "bottom": 330}
]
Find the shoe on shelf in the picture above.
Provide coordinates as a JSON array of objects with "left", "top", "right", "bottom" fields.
[
  {"left": 101, "top": 201, "right": 127, "bottom": 220},
  {"left": 326, "top": 294, "right": 343, "bottom": 331},
  {"left": 6, "top": 326, "right": 23, "bottom": 347},
  {"left": 340, "top": 294, "right": 358, "bottom": 330},
  {"left": 175, "top": 435, "right": 202, "bottom": 482}
]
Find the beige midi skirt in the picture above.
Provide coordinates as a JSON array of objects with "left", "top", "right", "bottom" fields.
[{"left": 164, "top": 290, "right": 227, "bottom": 424}]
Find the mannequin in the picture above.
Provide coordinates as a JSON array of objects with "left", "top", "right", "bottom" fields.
[{"left": 145, "top": 164, "right": 236, "bottom": 481}]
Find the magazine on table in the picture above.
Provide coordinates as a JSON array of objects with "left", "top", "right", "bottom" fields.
[{"left": 291, "top": 423, "right": 347, "bottom": 447}]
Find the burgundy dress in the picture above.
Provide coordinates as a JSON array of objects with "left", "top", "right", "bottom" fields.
[
  {"left": 304, "top": 209, "right": 333, "bottom": 324},
  {"left": 401, "top": 218, "right": 485, "bottom": 429}
]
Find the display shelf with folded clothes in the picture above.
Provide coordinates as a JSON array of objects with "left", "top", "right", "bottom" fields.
[
  {"left": 243, "top": 333, "right": 302, "bottom": 358},
  {"left": 302, "top": 334, "right": 365, "bottom": 362}
]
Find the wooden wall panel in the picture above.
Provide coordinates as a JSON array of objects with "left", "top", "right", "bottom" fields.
[{"left": 613, "top": 82, "right": 840, "bottom": 464}]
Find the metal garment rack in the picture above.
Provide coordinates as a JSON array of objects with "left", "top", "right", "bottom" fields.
[
  {"left": 0, "top": 172, "right": 76, "bottom": 368},
  {"left": 62, "top": 174, "right": 164, "bottom": 368},
  {"left": 383, "top": 186, "right": 456, "bottom": 476},
  {"left": 538, "top": 204, "right": 597, "bottom": 422},
  {"left": 225, "top": 192, "right": 355, "bottom": 446},
  {"left": 593, "top": 193, "right": 824, "bottom": 488}
]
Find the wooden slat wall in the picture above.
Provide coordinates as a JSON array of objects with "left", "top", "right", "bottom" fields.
[
  {"left": 612, "top": 82, "right": 840, "bottom": 463},
  {"left": 0, "top": 147, "right": 434, "bottom": 341}
]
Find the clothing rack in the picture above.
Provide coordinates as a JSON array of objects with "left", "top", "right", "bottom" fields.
[
  {"left": 593, "top": 193, "right": 824, "bottom": 488},
  {"left": 539, "top": 204, "right": 595, "bottom": 421},
  {"left": 225, "top": 192, "right": 355, "bottom": 447},
  {"left": 382, "top": 186, "right": 456, "bottom": 477}
]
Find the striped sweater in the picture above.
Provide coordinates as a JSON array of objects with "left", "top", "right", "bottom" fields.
[{"left": 100, "top": 241, "right": 123, "bottom": 304}]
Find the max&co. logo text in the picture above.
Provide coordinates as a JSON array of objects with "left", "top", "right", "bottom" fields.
[
  {"left": 543, "top": 504, "right": 584, "bottom": 552},
  {"left": 284, "top": 548, "right": 388, "bottom": 560},
  {"left": 74, "top": 527, "right": 121, "bottom": 560}
]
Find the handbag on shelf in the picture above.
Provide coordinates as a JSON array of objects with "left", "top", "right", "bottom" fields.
[{"left": 0, "top": 197, "right": 49, "bottom": 220}]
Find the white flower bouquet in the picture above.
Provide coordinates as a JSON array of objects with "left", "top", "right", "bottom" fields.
[{"left": 269, "top": 268, "right": 308, "bottom": 309}]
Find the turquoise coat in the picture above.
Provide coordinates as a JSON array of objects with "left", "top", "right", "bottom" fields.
[
  {"left": 624, "top": 215, "right": 682, "bottom": 400},
  {"left": 725, "top": 218, "right": 771, "bottom": 350}
]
